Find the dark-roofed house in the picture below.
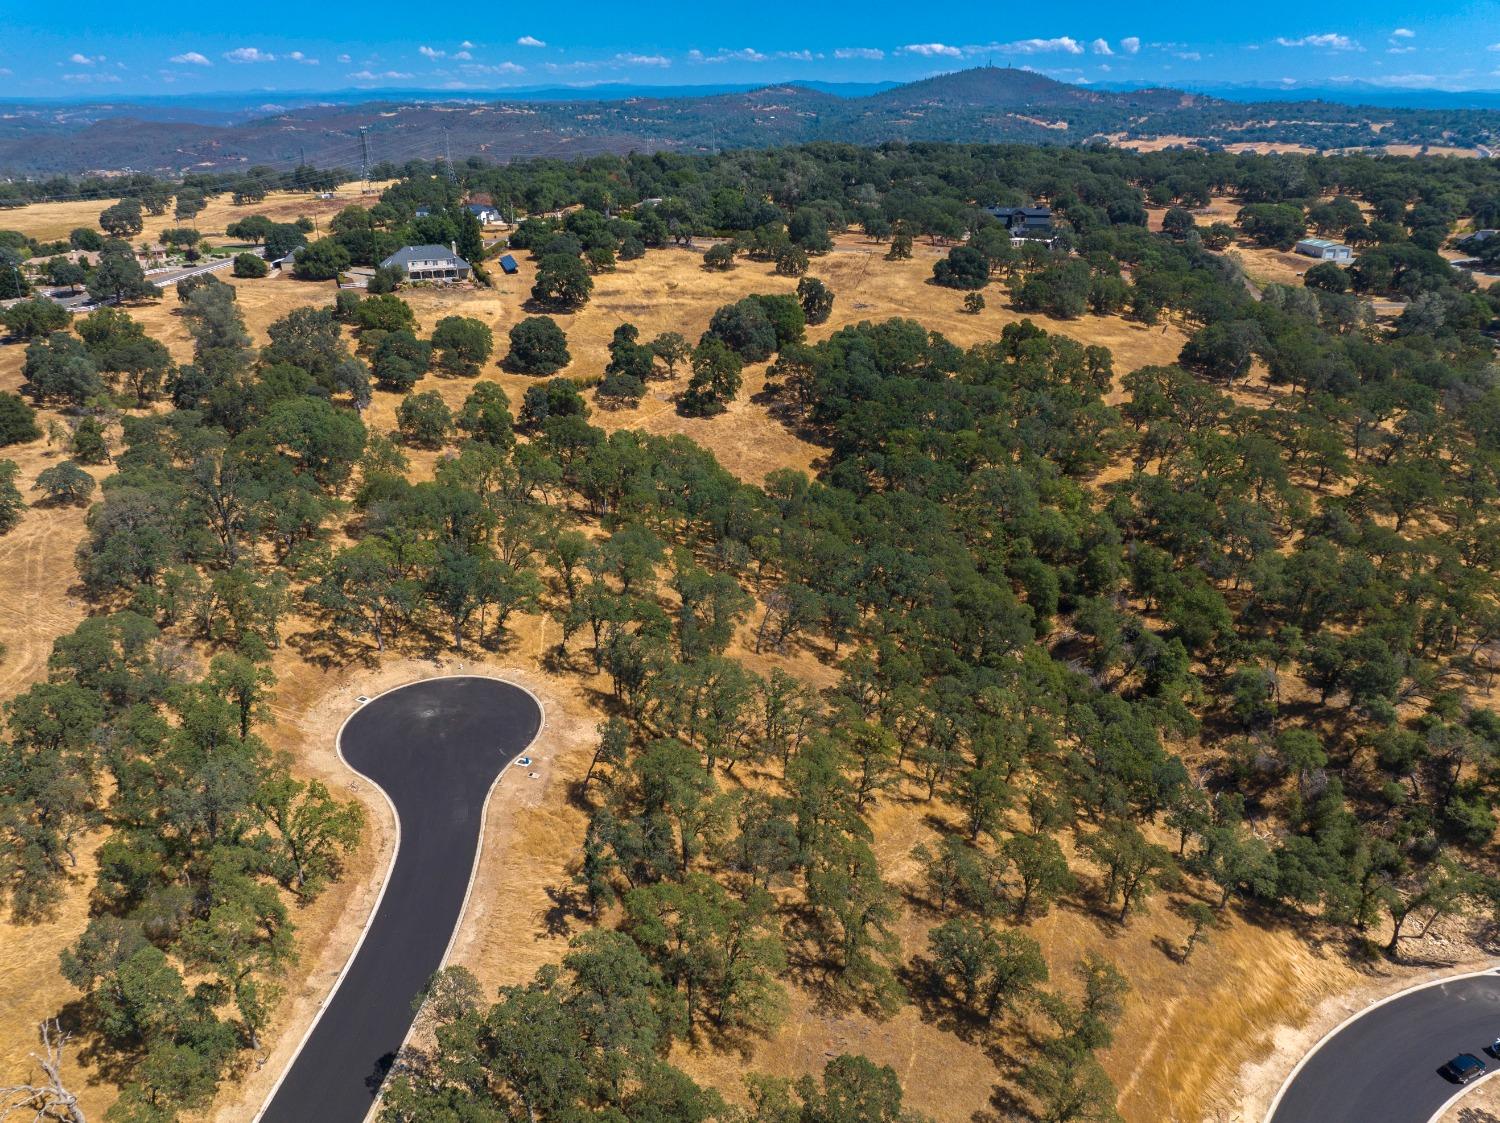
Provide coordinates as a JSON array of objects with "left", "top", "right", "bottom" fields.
[
  {"left": 467, "top": 203, "right": 504, "bottom": 225},
  {"left": 499, "top": 254, "right": 519, "bottom": 275},
  {"left": 986, "top": 205, "right": 1053, "bottom": 238},
  {"left": 380, "top": 245, "right": 472, "bottom": 283}
]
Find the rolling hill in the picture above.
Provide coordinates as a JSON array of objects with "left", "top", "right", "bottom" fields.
[{"left": 0, "top": 67, "right": 1495, "bottom": 176}]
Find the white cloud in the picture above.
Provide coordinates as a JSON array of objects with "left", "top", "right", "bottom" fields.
[
  {"left": 1276, "top": 33, "right": 1362, "bottom": 51},
  {"left": 1120, "top": 36, "right": 1141, "bottom": 54},
  {"left": 62, "top": 71, "right": 120, "bottom": 83},
  {"left": 454, "top": 50, "right": 472, "bottom": 60},
  {"left": 337, "top": 54, "right": 351, "bottom": 63},
  {"left": 224, "top": 47, "right": 276, "bottom": 63},
  {"left": 777, "top": 50, "right": 814, "bottom": 62},
  {"left": 516, "top": 35, "right": 546, "bottom": 47},
  {"left": 1391, "top": 28, "right": 1415, "bottom": 38},
  {"left": 348, "top": 69, "right": 413, "bottom": 81},
  {"left": 615, "top": 53, "right": 671, "bottom": 67},
  {"left": 991, "top": 37, "right": 1085, "bottom": 56},
  {"left": 419, "top": 46, "right": 445, "bottom": 59},
  {"left": 0, "top": 68, "right": 11, "bottom": 76},
  {"left": 708, "top": 47, "right": 768, "bottom": 63},
  {"left": 288, "top": 51, "right": 318, "bottom": 64},
  {"left": 170, "top": 51, "right": 212, "bottom": 66},
  {"left": 460, "top": 41, "right": 475, "bottom": 49},
  {"left": 834, "top": 47, "right": 884, "bottom": 60},
  {"left": 1388, "top": 46, "right": 1416, "bottom": 54},
  {"left": 1174, "top": 51, "right": 1202, "bottom": 61},
  {"left": 900, "top": 43, "right": 963, "bottom": 58},
  {"left": 1488, "top": 42, "right": 1500, "bottom": 51},
  {"left": 1090, "top": 38, "right": 1113, "bottom": 56},
  {"left": 461, "top": 61, "right": 525, "bottom": 76},
  {"left": 69, "top": 53, "right": 104, "bottom": 65}
]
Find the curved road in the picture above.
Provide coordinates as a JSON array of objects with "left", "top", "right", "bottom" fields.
[
  {"left": 256, "top": 676, "right": 543, "bottom": 1123},
  {"left": 1269, "top": 969, "right": 1500, "bottom": 1123}
]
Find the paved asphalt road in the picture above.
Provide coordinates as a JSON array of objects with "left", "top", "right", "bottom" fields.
[
  {"left": 257, "top": 677, "right": 542, "bottom": 1123},
  {"left": 1269, "top": 970, "right": 1500, "bottom": 1123}
]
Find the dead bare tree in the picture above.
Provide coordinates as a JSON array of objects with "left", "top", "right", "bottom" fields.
[{"left": 0, "top": 1020, "right": 85, "bottom": 1123}]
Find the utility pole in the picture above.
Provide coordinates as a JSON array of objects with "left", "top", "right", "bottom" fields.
[{"left": 359, "top": 127, "right": 371, "bottom": 193}]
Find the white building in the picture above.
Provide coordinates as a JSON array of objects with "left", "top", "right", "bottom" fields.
[
  {"left": 380, "top": 244, "right": 471, "bottom": 282},
  {"left": 1294, "top": 238, "right": 1354, "bottom": 262}
]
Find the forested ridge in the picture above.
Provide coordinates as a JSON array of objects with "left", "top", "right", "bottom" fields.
[
  {"left": 1, "top": 140, "right": 1499, "bottom": 1122},
  {"left": 2, "top": 67, "right": 1498, "bottom": 176}
]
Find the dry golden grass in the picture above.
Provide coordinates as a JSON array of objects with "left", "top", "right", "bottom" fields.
[
  {"left": 360, "top": 235, "right": 1191, "bottom": 484},
  {"left": 0, "top": 181, "right": 393, "bottom": 245},
  {"left": 0, "top": 234, "right": 1447, "bottom": 1123},
  {"left": 1379, "top": 144, "right": 1481, "bottom": 158},
  {"left": 1145, "top": 195, "right": 1359, "bottom": 291}
]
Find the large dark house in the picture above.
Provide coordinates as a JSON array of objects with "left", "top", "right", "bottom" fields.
[{"left": 986, "top": 205, "right": 1053, "bottom": 237}]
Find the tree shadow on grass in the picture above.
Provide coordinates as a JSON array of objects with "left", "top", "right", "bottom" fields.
[{"left": 539, "top": 882, "right": 590, "bottom": 939}]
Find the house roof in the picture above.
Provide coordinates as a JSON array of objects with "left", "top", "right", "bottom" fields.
[
  {"left": 1296, "top": 238, "right": 1350, "bottom": 250},
  {"left": 499, "top": 254, "right": 519, "bottom": 273},
  {"left": 467, "top": 203, "right": 499, "bottom": 214},
  {"left": 380, "top": 244, "right": 470, "bottom": 270}
]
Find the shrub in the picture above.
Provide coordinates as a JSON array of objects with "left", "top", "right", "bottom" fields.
[
  {"left": 33, "top": 460, "right": 95, "bottom": 506},
  {"left": 749, "top": 294, "right": 806, "bottom": 350},
  {"left": 774, "top": 245, "right": 810, "bottom": 277},
  {"left": 456, "top": 381, "right": 515, "bottom": 449},
  {"left": 518, "top": 378, "right": 589, "bottom": 433},
  {"left": 596, "top": 370, "right": 646, "bottom": 408},
  {"left": 530, "top": 252, "right": 593, "bottom": 310},
  {"left": 367, "top": 264, "right": 405, "bottom": 294},
  {"left": 933, "top": 245, "right": 991, "bottom": 290},
  {"left": 797, "top": 276, "right": 834, "bottom": 324},
  {"left": 679, "top": 337, "right": 743, "bottom": 417},
  {"left": 232, "top": 253, "right": 269, "bottom": 278},
  {"left": 2, "top": 298, "right": 70, "bottom": 341},
  {"left": 70, "top": 417, "right": 109, "bottom": 464},
  {"left": 431, "top": 316, "right": 494, "bottom": 376},
  {"left": 0, "top": 393, "right": 41, "bottom": 446},
  {"left": 396, "top": 390, "right": 453, "bottom": 448},
  {"left": 703, "top": 243, "right": 736, "bottom": 271},
  {"left": 704, "top": 299, "right": 777, "bottom": 362},
  {"left": 505, "top": 316, "right": 570, "bottom": 375},
  {"left": 372, "top": 330, "right": 433, "bottom": 392},
  {"left": 293, "top": 238, "right": 351, "bottom": 281},
  {"left": 353, "top": 294, "right": 416, "bottom": 334},
  {"left": 1304, "top": 262, "right": 1350, "bottom": 293}
]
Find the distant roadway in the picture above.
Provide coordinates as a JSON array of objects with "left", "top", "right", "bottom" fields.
[
  {"left": 1267, "top": 969, "right": 1500, "bottom": 1123},
  {"left": 255, "top": 676, "right": 542, "bottom": 1123}
]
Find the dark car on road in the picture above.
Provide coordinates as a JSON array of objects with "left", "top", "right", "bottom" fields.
[{"left": 1441, "top": 1053, "right": 1487, "bottom": 1085}]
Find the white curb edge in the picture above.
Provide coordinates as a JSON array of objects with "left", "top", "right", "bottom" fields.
[
  {"left": 1424, "top": 1065, "right": 1500, "bottom": 1123},
  {"left": 1263, "top": 964, "right": 1500, "bottom": 1123},
  {"left": 250, "top": 673, "right": 545, "bottom": 1123}
]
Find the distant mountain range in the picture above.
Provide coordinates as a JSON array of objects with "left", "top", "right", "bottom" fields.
[{"left": 1, "top": 67, "right": 1495, "bottom": 177}]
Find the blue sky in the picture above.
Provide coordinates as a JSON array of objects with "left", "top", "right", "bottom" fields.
[{"left": 3, "top": 0, "right": 1500, "bottom": 96}]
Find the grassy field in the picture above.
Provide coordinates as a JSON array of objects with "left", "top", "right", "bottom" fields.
[
  {"left": 0, "top": 230, "right": 1468, "bottom": 1123},
  {"left": 0, "top": 181, "right": 391, "bottom": 245}
]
